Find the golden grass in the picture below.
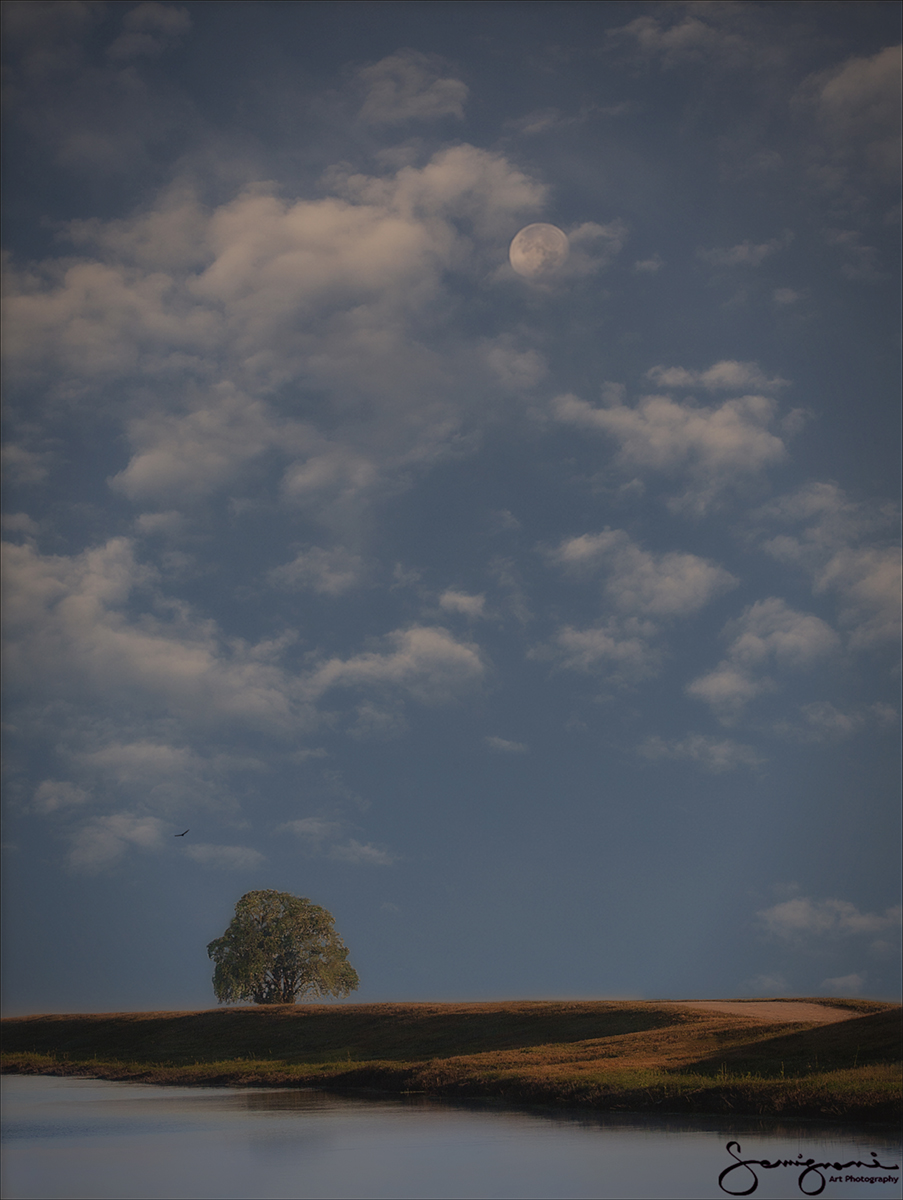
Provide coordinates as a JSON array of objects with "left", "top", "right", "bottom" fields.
[{"left": 2, "top": 998, "right": 900, "bottom": 1123}]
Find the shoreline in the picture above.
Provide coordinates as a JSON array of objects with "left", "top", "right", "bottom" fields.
[{"left": 3, "top": 998, "right": 900, "bottom": 1125}]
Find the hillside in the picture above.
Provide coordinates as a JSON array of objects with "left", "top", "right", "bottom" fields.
[{"left": 3, "top": 997, "right": 900, "bottom": 1123}]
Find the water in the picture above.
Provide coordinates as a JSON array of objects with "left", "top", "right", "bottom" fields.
[{"left": 1, "top": 1075, "right": 900, "bottom": 1200}]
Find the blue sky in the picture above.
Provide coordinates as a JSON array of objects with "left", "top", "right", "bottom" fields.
[{"left": 2, "top": 1, "right": 900, "bottom": 1014}]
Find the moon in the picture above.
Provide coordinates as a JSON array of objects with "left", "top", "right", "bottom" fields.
[{"left": 509, "top": 223, "right": 569, "bottom": 279}]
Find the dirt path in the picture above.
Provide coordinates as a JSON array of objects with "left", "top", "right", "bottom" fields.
[{"left": 664, "top": 1000, "right": 855, "bottom": 1024}]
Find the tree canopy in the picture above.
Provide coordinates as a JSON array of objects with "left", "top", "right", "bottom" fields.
[{"left": 207, "top": 890, "right": 359, "bottom": 1004}]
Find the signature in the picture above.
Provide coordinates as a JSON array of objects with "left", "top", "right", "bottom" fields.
[{"left": 718, "top": 1141, "right": 901, "bottom": 1196}]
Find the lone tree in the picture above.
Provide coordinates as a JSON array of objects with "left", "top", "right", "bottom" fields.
[{"left": 207, "top": 890, "right": 359, "bottom": 1004}]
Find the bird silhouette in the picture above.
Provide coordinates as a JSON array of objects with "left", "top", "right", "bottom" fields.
[{"left": 175, "top": 829, "right": 189, "bottom": 837}]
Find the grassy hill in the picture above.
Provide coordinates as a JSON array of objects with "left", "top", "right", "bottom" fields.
[{"left": 3, "top": 998, "right": 900, "bottom": 1123}]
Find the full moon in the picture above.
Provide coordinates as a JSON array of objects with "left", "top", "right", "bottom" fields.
[{"left": 508, "top": 223, "right": 570, "bottom": 279}]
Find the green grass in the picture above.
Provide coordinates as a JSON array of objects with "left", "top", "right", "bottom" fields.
[{"left": 2, "top": 999, "right": 899, "bottom": 1123}]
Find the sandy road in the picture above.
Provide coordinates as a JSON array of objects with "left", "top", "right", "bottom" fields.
[{"left": 664, "top": 1001, "right": 856, "bottom": 1023}]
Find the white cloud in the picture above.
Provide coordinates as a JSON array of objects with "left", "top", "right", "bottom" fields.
[
  {"left": 744, "top": 973, "right": 790, "bottom": 996},
  {"left": 548, "top": 528, "right": 736, "bottom": 617},
  {"left": 355, "top": 49, "right": 468, "bottom": 125},
  {"left": 825, "top": 228, "right": 886, "bottom": 282},
  {"left": 110, "top": 385, "right": 284, "bottom": 502},
  {"left": 107, "top": 2, "right": 191, "bottom": 62},
  {"left": 722, "top": 597, "right": 839, "bottom": 669},
  {"left": 2, "top": 537, "right": 307, "bottom": 731},
  {"left": 32, "top": 780, "right": 90, "bottom": 814},
  {"left": 758, "top": 897, "right": 902, "bottom": 940},
  {"left": 688, "top": 598, "right": 839, "bottom": 721},
  {"left": 438, "top": 590, "right": 486, "bottom": 618},
  {"left": 268, "top": 546, "right": 365, "bottom": 596},
  {"left": 633, "top": 254, "right": 663, "bottom": 273},
  {"left": 183, "top": 843, "right": 265, "bottom": 870},
  {"left": 776, "top": 700, "right": 898, "bottom": 742},
  {"left": 773, "top": 287, "right": 802, "bottom": 305},
  {"left": 279, "top": 819, "right": 395, "bottom": 865},
  {"left": 348, "top": 700, "right": 409, "bottom": 740},
  {"left": 2, "top": 512, "right": 41, "bottom": 537},
  {"left": 68, "top": 813, "right": 167, "bottom": 872},
  {"left": 329, "top": 839, "right": 396, "bottom": 866},
  {"left": 639, "top": 734, "right": 763, "bottom": 773},
  {"left": 645, "top": 360, "right": 788, "bottom": 393},
  {"left": 798, "top": 44, "right": 902, "bottom": 189},
  {"left": 611, "top": 9, "right": 762, "bottom": 71},
  {"left": 77, "top": 740, "right": 199, "bottom": 784},
  {"left": 698, "top": 234, "right": 791, "bottom": 268},
  {"left": 549, "top": 618, "right": 661, "bottom": 684},
  {"left": 757, "top": 483, "right": 902, "bottom": 649},
  {"left": 280, "top": 817, "right": 345, "bottom": 843},
  {"left": 307, "top": 625, "right": 485, "bottom": 704},
  {"left": 4, "top": 147, "right": 547, "bottom": 525},
  {"left": 134, "top": 511, "right": 185, "bottom": 537},
  {"left": 483, "top": 337, "right": 548, "bottom": 392},
  {"left": 485, "top": 736, "right": 528, "bottom": 754},
  {"left": 0, "top": 444, "right": 51, "bottom": 486},
  {"left": 564, "top": 220, "right": 628, "bottom": 276},
  {"left": 553, "top": 387, "right": 788, "bottom": 513},
  {"left": 820, "top": 973, "right": 865, "bottom": 996},
  {"left": 685, "top": 665, "right": 771, "bottom": 716}
]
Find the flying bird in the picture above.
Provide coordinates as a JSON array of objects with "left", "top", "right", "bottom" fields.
[{"left": 175, "top": 829, "right": 189, "bottom": 837}]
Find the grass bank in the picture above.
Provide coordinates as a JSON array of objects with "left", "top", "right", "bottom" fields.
[{"left": 3, "top": 998, "right": 900, "bottom": 1123}]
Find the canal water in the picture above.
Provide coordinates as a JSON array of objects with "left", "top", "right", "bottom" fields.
[{"left": 1, "top": 1075, "right": 900, "bottom": 1199}]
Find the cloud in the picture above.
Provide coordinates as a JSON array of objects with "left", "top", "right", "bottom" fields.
[
  {"left": 329, "top": 839, "right": 396, "bottom": 866},
  {"left": 2, "top": 512, "right": 41, "bottom": 538},
  {"left": 134, "top": 510, "right": 185, "bottom": 537},
  {"left": 268, "top": 546, "right": 365, "bottom": 596},
  {"left": 797, "top": 44, "right": 902, "bottom": 189},
  {"left": 548, "top": 618, "right": 661, "bottom": 684},
  {"left": 77, "top": 740, "right": 200, "bottom": 785},
  {"left": 553, "top": 385, "right": 788, "bottom": 513},
  {"left": 564, "top": 220, "right": 628, "bottom": 276},
  {"left": 773, "top": 287, "right": 802, "bottom": 305},
  {"left": 110, "top": 386, "right": 285, "bottom": 502},
  {"left": 638, "top": 734, "right": 764, "bottom": 773},
  {"left": 547, "top": 528, "right": 737, "bottom": 617},
  {"left": 483, "top": 337, "right": 548, "bottom": 392},
  {"left": 698, "top": 234, "right": 792, "bottom": 268},
  {"left": 32, "top": 780, "right": 90, "bottom": 814},
  {"left": 280, "top": 817, "right": 346, "bottom": 844},
  {"left": 279, "top": 819, "right": 395, "bottom": 865},
  {"left": 354, "top": 49, "right": 468, "bottom": 125},
  {"left": 645, "top": 361, "right": 788, "bottom": 393},
  {"left": 0, "top": 444, "right": 51, "bottom": 486},
  {"left": 485, "top": 736, "right": 528, "bottom": 754},
  {"left": 307, "top": 625, "right": 485, "bottom": 704},
  {"left": 820, "top": 973, "right": 865, "bottom": 996},
  {"left": 687, "top": 597, "right": 839, "bottom": 721},
  {"left": 106, "top": 2, "right": 191, "bottom": 62},
  {"left": 2, "top": 536, "right": 307, "bottom": 732},
  {"left": 183, "top": 843, "right": 265, "bottom": 870},
  {"left": 610, "top": 8, "right": 765, "bottom": 71},
  {"left": 757, "top": 483, "right": 902, "bottom": 649},
  {"left": 824, "top": 228, "right": 886, "bottom": 282},
  {"left": 744, "top": 973, "right": 790, "bottom": 996},
  {"left": 438, "top": 590, "right": 486, "bottom": 618},
  {"left": 4, "top": 147, "right": 547, "bottom": 525},
  {"left": 776, "top": 700, "right": 898, "bottom": 742},
  {"left": 348, "top": 700, "right": 409, "bottom": 740},
  {"left": 633, "top": 254, "right": 663, "bottom": 273},
  {"left": 68, "top": 812, "right": 167, "bottom": 872},
  {"left": 758, "top": 897, "right": 902, "bottom": 940}
]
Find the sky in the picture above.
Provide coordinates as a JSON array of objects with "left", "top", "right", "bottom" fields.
[{"left": 2, "top": 1, "right": 901, "bottom": 1015}]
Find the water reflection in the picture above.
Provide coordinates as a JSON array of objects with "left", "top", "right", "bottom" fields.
[{"left": 2, "top": 1075, "right": 900, "bottom": 1200}]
